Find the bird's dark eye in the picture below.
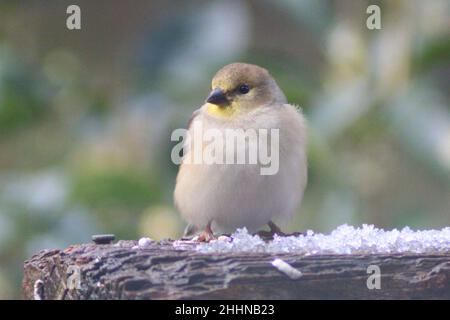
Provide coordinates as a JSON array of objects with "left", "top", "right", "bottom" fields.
[{"left": 238, "top": 84, "right": 250, "bottom": 94}]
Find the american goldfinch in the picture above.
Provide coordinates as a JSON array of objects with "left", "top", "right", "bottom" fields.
[{"left": 174, "top": 63, "right": 307, "bottom": 241}]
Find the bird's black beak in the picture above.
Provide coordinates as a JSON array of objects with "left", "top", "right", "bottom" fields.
[{"left": 206, "top": 88, "right": 229, "bottom": 106}]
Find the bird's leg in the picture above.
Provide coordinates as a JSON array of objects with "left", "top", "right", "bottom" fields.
[
  {"left": 255, "top": 220, "right": 287, "bottom": 239},
  {"left": 268, "top": 220, "right": 286, "bottom": 236},
  {"left": 197, "top": 221, "right": 215, "bottom": 242}
]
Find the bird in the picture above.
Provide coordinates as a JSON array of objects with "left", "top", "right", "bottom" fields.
[{"left": 174, "top": 62, "right": 307, "bottom": 241}]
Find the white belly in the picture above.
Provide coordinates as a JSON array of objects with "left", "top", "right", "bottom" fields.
[
  {"left": 174, "top": 104, "right": 307, "bottom": 233},
  {"left": 175, "top": 165, "right": 296, "bottom": 232}
]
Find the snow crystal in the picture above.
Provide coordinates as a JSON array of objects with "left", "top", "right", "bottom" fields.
[
  {"left": 138, "top": 237, "right": 153, "bottom": 247},
  {"left": 217, "top": 235, "right": 232, "bottom": 242},
  {"left": 193, "top": 224, "right": 450, "bottom": 255},
  {"left": 132, "top": 237, "right": 153, "bottom": 249}
]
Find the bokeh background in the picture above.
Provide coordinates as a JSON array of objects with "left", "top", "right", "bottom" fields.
[{"left": 0, "top": 0, "right": 449, "bottom": 298}]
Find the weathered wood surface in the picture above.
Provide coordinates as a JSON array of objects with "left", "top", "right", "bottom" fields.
[{"left": 22, "top": 239, "right": 450, "bottom": 300}]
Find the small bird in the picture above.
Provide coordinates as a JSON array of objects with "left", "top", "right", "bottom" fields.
[{"left": 174, "top": 63, "right": 307, "bottom": 241}]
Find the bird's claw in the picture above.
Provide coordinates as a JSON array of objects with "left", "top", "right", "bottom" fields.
[{"left": 197, "top": 230, "right": 215, "bottom": 242}]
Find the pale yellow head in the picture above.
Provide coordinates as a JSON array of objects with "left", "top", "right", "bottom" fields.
[{"left": 205, "top": 63, "right": 286, "bottom": 118}]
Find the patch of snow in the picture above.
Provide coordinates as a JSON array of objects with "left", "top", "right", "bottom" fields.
[{"left": 193, "top": 224, "right": 450, "bottom": 255}]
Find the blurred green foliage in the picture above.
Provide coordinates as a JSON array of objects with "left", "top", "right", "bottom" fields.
[
  {"left": 71, "top": 170, "right": 160, "bottom": 209},
  {"left": 0, "top": 59, "right": 46, "bottom": 136}
]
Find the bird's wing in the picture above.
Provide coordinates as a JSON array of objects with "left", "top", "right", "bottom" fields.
[{"left": 177, "top": 108, "right": 201, "bottom": 159}]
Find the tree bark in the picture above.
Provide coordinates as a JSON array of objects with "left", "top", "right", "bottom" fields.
[{"left": 22, "top": 240, "right": 450, "bottom": 300}]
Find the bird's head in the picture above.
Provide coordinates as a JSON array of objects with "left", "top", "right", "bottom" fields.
[{"left": 205, "top": 63, "right": 286, "bottom": 118}]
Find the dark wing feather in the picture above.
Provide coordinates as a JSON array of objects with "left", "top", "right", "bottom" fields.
[{"left": 187, "top": 109, "right": 201, "bottom": 130}]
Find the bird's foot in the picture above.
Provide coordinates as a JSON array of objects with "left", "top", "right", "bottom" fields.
[
  {"left": 254, "top": 230, "right": 276, "bottom": 240},
  {"left": 268, "top": 221, "right": 287, "bottom": 236},
  {"left": 197, "top": 222, "right": 215, "bottom": 242},
  {"left": 255, "top": 221, "right": 288, "bottom": 240},
  {"left": 197, "top": 229, "right": 215, "bottom": 242}
]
